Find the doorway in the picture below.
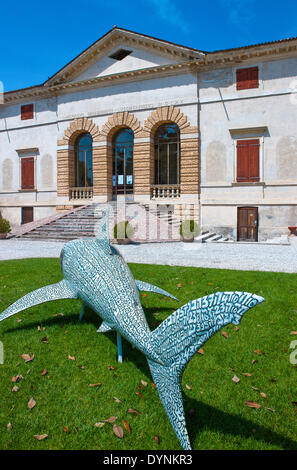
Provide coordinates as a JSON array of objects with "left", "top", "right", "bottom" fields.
[
  {"left": 237, "top": 207, "right": 258, "bottom": 241},
  {"left": 22, "top": 207, "right": 33, "bottom": 225},
  {"left": 112, "top": 128, "right": 134, "bottom": 200}
]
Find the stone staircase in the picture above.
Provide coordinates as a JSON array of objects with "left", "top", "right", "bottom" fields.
[{"left": 194, "top": 231, "right": 234, "bottom": 243}]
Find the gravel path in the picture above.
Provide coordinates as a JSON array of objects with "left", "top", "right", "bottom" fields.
[{"left": 0, "top": 239, "right": 296, "bottom": 273}]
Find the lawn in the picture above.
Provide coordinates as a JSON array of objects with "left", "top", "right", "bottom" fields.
[{"left": 0, "top": 258, "right": 296, "bottom": 450}]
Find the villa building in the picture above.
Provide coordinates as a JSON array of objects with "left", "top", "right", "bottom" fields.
[{"left": 1, "top": 26, "right": 297, "bottom": 241}]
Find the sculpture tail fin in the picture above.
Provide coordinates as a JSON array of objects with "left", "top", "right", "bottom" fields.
[
  {"left": 147, "top": 358, "right": 191, "bottom": 450},
  {"left": 0, "top": 280, "right": 78, "bottom": 323}
]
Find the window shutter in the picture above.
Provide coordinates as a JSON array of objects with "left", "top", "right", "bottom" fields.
[
  {"left": 21, "top": 104, "right": 34, "bottom": 120},
  {"left": 236, "top": 69, "right": 249, "bottom": 90},
  {"left": 21, "top": 157, "right": 35, "bottom": 189},
  {"left": 236, "top": 67, "right": 259, "bottom": 90},
  {"left": 237, "top": 139, "right": 260, "bottom": 182}
]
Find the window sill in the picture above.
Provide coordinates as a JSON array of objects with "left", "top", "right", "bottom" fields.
[
  {"left": 232, "top": 182, "right": 265, "bottom": 187},
  {"left": 19, "top": 188, "right": 37, "bottom": 192}
]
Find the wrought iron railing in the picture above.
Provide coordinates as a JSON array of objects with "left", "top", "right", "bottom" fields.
[
  {"left": 151, "top": 185, "right": 180, "bottom": 199},
  {"left": 70, "top": 187, "right": 93, "bottom": 200}
]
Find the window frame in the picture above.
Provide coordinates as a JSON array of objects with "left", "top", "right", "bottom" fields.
[
  {"left": 235, "top": 65, "right": 261, "bottom": 91},
  {"left": 232, "top": 136, "right": 264, "bottom": 184},
  {"left": 154, "top": 124, "right": 181, "bottom": 186}
]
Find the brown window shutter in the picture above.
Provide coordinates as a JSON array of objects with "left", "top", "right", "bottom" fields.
[
  {"left": 21, "top": 157, "right": 35, "bottom": 189},
  {"left": 236, "top": 67, "right": 259, "bottom": 90},
  {"left": 236, "top": 69, "right": 248, "bottom": 90},
  {"left": 248, "top": 139, "right": 260, "bottom": 181},
  {"left": 237, "top": 139, "right": 260, "bottom": 182},
  {"left": 237, "top": 140, "right": 250, "bottom": 181},
  {"left": 21, "top": 104, "right": 34, "bottom": 120},
  {"left": 249, "top": 67, "right": 259, "bottom": 89}
]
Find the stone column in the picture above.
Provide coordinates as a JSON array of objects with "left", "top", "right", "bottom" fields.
[
  {"left": 93, "top": 142, "right": 112, "bottom": 201},
  {"left": 57, "top": 144, "right": 74, "bottom": 198},
  {"left": 180, "top": 129, "right": 199, "bottom": 195},
  {"left": 133, "top": 138, "right": 154, "bottom": 202}
]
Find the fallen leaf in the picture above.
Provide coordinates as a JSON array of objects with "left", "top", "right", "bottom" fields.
[
  {"left": 12, "top": 386, "right": 19, "bottom": 392},
  {"left": 89, "top": 383, "right": 102, "bottom": 387},
  {"left": 185, "top": 384, "right": 192, "bottom": 390},
  {"left": 77, "top": 365, "right": 85, "bottom": 369},
  {"left": 12, "top": 375, "right": 23, "bottom": 383},
  {"left": 254, "top": 350, "right": 264, "bottom": 355},
  {"left": 266, "top": 407, "right": 275, "bottom": 413},
  {"left": 154, "top": 434, "right": 160, "bottom": 444},
  {"left": 21, "top": 354, "right": 34, "bottom": 363},
  {"left": 241, "top": 373, "right": 252, "bottom": 377},
  {"left": 68, "top": 355, "right": 76, "bottom": 361},
  {"left": 113, "top": 424, "right": 124, "bottom": 438},
  {"left": 114, "top": 397, "right": 121, "bottom": 403},
  {"left": 221, "top": 331, "right": 229, "bottom": 339},
  {"left": 177, "top": 283, "right": 183, "bottom": 289},
  {"left": 127, "top": 408, "right": 141, "bottom": 415},
  {"left": 260, "top": 392, "right": 267, "bottom": 398},
  {"left": 136, "top": 392, "right": 143, "bottom": 397},
  {"left": 41, "top": 369, "right": 48, "bottom": 376},
  {"left": 7, "top": 423, "right": 12, "bottom": 431},
  {"left": 142, "top": 293, "right": 147, "bottom": 298},
  {"left": 208, "top": 282, "right": 213, "bottom": 286},
  {"left": 245, "top": 401, "right": 261, "bottom": 409},
  {"left": 152, "top": 382, "right": 156, "bottom": 389},
  {"left": 62, "top": 426, "right": 68, "bottom": 433},
  {"left": 234, "top": 326, "right": 239, "bottom": 332},
  {"left": 252, "top": 386, "right": 260, "bottom": 391},
  {"left": 290, "top": 331, "right": 297, "bottom": 335},
  {"left": 108, "top": 365, "right": 115, "bottom": 370},
  {"left": 123, "top": 420, "right": 131, "bottom": 433},
  {"left": 17, "top": 319, "right": 22, "bottom": 323},
  {"left": 34, "top": 434, "right": 48, "bottom": 441},
  {"left": 94, "top": 422, "right": 105, "bottom": 428},
  {"left": 251, "top": 360, "right": 258, "bottom": 365},
  {"left": 53, "top": 312, "right": 64, "bottom": 317},
  {"left": 28, "top": 397, "right": 36, "bottom": 410},
  {"left": 197, "top": 348, "right": 204, "bottom": 355},
  {"left": 102, "top": 416, "right": 118, "bottom": 423},
  {"left": 232, "top": 375, "right": 240, "bottom": 384},
  {"left": 41, "top": 337, "right": 48, "bottom": 343},
  {"left": 141, "top": 380, "right": 148, "bottom": 387}
]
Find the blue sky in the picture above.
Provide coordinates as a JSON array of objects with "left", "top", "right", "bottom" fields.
[{"left": 1, "top": 0, "right": 296, "bottom": 91}]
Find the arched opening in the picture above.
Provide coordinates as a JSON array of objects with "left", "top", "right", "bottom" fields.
[
  {"left": 74, "top": 133, "right": 93, "bottom": 188},
  {"left": 112, "top": 128, "right": 134, "bottom": 198},
  {"left": 154, "top": 124, "right": 180, "bottom": 186}
]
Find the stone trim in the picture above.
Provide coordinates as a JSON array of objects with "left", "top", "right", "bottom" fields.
[
  {"left": 100, "top": 111, "right": 143, "bottom": 141},
  {"left": 60, "top": 117, "right": 101, "bottom": 145}
]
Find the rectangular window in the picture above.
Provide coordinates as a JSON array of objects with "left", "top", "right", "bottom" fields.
[
  {"left": 237, "top": 139, "right": 260, "bottom": 182},
  {"left": 21, "top": 104, "right": 34, "bottom": 120},
  {"left": 236, "top": 67, "right": 259, "bottom": 90},
  {"left": 21, "top": 157, "right": 35, "bottom": 189}
]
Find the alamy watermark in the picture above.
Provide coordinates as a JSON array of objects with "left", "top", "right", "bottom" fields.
[
  {"left": 0, "top": 341, "right": 3, "bottom": 364},
  {"left": 290, "top": 340, "right": 297, "bottom": 365}
]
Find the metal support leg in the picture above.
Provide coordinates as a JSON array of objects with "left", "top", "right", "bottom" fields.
[
  {"left": 117, "top": 332, "right": 123, "bottom": 363},
  {"left": 79, "top": 303, "right": 85, "bottom": 321}
]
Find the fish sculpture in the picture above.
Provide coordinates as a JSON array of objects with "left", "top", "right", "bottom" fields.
[{"left": 0, "top": 209, "right": 264, "bottom": 450}]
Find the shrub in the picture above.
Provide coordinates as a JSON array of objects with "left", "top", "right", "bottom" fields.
[
  {"left": 179, "top": 220, "right": 200, "bottom": 239},
  {"left": 0, "top": 218, "right": 11, "bottom": 234},
  {"left": 113, "top": 220, "right": 134, "bottom": 240}
]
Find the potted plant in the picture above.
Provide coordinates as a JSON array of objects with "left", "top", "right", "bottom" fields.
[
  {"left": 0, "top": 218, "right": 11, "bottom": 239},
  {"left": 113, "top": 220, "right": 134, "bottom": 244},
  {"left": 179, "top": 220, "right": 200, "bottom": 242}
]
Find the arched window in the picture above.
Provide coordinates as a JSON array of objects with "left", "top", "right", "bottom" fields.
[
  {"left": 112, "top": 128, "right": 134, "bottom": 196},
  {"left": 75, "top": 133, "right": 93, "bottom": 187},
  {"left": 154, "top": 124, "right": 180, "bottom": 185}
]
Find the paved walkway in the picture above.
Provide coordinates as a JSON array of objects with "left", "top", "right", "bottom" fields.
[{"left": 0, "top": 238, "right": 296, "bottom": 273}]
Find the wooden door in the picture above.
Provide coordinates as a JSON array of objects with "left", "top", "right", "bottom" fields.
[
  {"left": 22, "top": 207, "right": 33, "bottom": 225},
  {"left": 237, "top": 207, "right": 258, "bottom": 241}
]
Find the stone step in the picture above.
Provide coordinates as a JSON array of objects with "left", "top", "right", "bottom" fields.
[{"left": 205, "top": 234, "right": 223, "bottom": 242}]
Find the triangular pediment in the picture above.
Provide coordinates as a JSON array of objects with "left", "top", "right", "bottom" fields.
[{"left": 45, "top": 27, "right": 205, "bottom": 86}]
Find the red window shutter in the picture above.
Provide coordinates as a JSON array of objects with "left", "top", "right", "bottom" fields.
[
  {"left": 21, "top": 157, "right": 35, "bottom": 189},
  {"left": 237, "top": 139, "right": 260, "bottom": 182},
  {"left": 236, "top": 69, "right": 249, "bottom": 90},
  {"left": 21, "top": 104, "right": 34, "bottom": 120},
  {"left": 236, "top": 67, "right": 259, "bottom": 90}
]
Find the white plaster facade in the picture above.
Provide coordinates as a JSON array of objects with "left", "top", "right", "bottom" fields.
[{"left": 0, "top": 27, "right": 297, "bottom": 240}]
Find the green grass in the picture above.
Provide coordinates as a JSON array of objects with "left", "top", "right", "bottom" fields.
[{"left": 0, "top": 258, "right": 296, "bottom": 450}]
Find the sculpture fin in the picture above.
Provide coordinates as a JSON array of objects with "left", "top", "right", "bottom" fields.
[
  {"left": 0, "top": 280, "right": 78, "bottom": 323},
  {"left": 96, "top": 208, "right": 110, "bottom": 244},
  {"left": 147, "top": 358, "right": 191, "bottom": 450},
  {"left": 135, "top": 280, "right": 178, "bottom": 301},
  {"left": 97, "top": 321, "right": 114, "bottom": 333},
  {"left": 148, "top": 292, "right": 264, "bottom": 449}
]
